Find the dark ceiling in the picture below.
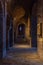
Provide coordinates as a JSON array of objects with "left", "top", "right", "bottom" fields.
[
  {"left": 11, "top": 0, "right": 37, "bottom": 12},
  {"left": 8, "top": 0, "right": 37, "bottom": 17}
]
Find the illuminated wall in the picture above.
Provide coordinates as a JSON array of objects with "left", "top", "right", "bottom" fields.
[
  {"left": 37, "top": 0, "right": 43, "bottom": 59},
  {"left": 25, "top": 17, "right": 30, "bottom": 39}
]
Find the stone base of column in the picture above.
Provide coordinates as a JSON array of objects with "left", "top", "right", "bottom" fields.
[{"left": 3, "top": 49, "right": 6, "bottom": 58}]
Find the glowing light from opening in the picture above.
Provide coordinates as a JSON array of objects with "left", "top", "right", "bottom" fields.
[{"left": 19, "top": 26, "right": 22, "bottom": 31}]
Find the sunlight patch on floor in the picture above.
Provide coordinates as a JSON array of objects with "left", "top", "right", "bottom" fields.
[{"left": 13, "top": 44, "right": 31, "bottom": 48}]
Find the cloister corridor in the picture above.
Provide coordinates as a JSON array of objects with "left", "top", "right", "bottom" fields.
[{"left": 0, "top": 0, "right": 43, "bottom": 65}]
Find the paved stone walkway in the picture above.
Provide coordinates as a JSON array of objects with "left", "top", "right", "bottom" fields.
[{"left": 0, "top": 45, "right": 43, "bottom": 65}]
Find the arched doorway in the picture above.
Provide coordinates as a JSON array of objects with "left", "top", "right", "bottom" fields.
[
  {"left": 18, "top": 24, "right": 25, "bottom": 38},
  {"left": 16, "top": 23, "right": 26, "bottom": 43}
]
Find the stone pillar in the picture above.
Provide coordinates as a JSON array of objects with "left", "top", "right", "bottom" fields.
[
  {"left": 42, "top": 23, "right": 43, "bottom": 38},
  {"left": 2, "top": 1, "right": 7, "bottom": 58},
  {"left": 25, "top": 17, "right": 30, "bottom": 39},
  {"left": 13, "top": 21, "right": 14, "bottom": 45},
  {"left": 0, "top": 0, "right": 7, "bottom": 58},
  {"left": 31, "top": 16, "right": 37, "bottom": 47},
  {"left": 37, "top": 0, "right": 43, "bottom": 60},
  {"left": 8, "top": 30, "right": 10, "bottom": 49},
  {"left": 25, "top": 17, "right": 31, "bottom": 47},
  {"left": 31, "top": 2, "right": 37, "bottom": 47},
  {"left": 0, "top": 0, "right": 3, "bottom": 58}
]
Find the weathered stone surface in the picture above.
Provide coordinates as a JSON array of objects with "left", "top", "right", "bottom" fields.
[{"left": 37, "top": 0, "right": 43, "bottom": 60}]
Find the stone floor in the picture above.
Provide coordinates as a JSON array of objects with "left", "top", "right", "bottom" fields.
[{"left": 0, "top": 44, "right": 43, "bottom": 65}]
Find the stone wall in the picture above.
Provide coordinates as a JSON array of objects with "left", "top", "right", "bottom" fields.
[
  {"left": 31, "top": 0, "right": 43, "bottom": 59},
  {"left": 37, "top": 0, "right": 43, "bottom": 60}
]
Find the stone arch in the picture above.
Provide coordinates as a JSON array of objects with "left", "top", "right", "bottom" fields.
[
  {"left": 17, "top": 23, "right": 26, "bottom": 35},
  {"left": 16, "top": 22, "right": 26, "bottom": 36},
  {"left": 14, "top": 21, "right": 26, "bottom": 43}
]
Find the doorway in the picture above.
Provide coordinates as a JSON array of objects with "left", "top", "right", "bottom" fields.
[
  {"left": 18, "top": 24, "right": 25, "bottom": 38},
  {"left": 16, "top": 23, "right": 26, "bottom": 43}
]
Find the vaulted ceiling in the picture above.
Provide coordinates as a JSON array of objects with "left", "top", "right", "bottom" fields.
[{"left": 7, "top": 0, "right": 37, "bottom": 17}]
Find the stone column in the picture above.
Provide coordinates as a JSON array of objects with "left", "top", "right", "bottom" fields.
[
  {"left": 25, "top": 17, "right": 30, "bottom": 39},
  {"left": 31, "top": 2, "right": 37, "bottom": 48},
  {"left": 2, "top": 1, "right": 7, "bottom": 58},
  {"left": 37, "top": 0, "right": 43, "bottom": 60},
  {"left": 13, "top": 20, "right": 14, "bottom": 45},
  {"left": 0, "top": 0, "right": 3, "bottom": 58},
  {"left": 42, "top": 23, "right": 43, "bottom": 50},
  {"left": 28, "top": 17, "right": 31, "bottom": 47},
  {"left": 25, "top": 17, "right": 31, "bottom": 47},
  {"left": 42, "top": 23, "right": 43, "bottom": 38},
  {"left": 8, "top": 29, "right": 10, "bottom": 49}
]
